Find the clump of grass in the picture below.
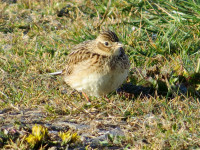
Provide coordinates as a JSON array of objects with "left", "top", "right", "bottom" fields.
[
  {"left": 59, "top": 130, "right": 80, "bottom": 145},
  {"left": 26, "top": 124, "right": 49, "bottom": 148},
  {"left": 24, "top": 124, "right": 80, "bottom": 149}
]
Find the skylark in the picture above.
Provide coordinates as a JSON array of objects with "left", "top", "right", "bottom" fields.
[{"left": 51, "top": 30, "right": 130, "bottom": 100}]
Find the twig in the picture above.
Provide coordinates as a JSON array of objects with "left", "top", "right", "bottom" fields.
[
  {"left": 48, "top": 71, "right": 62, "bottom": 76},
  {"left": 0, "top": 90, "right": 8, "bottom": 99},
  {"left": 196, "top": 58, "right": 200, "bottom": 73},
  {"left": 95, "top": 0, "right": 111, "bottom": 30},
  {"left": 10, "top": 103, "right": 20, "bottom": 111}
]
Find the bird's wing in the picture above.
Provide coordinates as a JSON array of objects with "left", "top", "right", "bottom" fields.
[{"left": 62, "top": 40, "right": 101, "bottom": 76}]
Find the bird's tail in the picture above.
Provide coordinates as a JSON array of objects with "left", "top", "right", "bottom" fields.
[{"left": 48, "top": 71, "right": 62, "bottom": 76}]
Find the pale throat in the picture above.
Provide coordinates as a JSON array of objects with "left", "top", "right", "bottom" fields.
[{"left": 113, "top": 47, "right": 122, "bottom": 56}]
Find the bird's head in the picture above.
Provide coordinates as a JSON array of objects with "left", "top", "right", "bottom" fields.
[{"left": 95, "top": 30, "right": 124, "bottom": 56}]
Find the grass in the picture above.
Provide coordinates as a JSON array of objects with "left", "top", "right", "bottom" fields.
[{"left": 0, "top": 0, "right": 200, "bottom": 149}]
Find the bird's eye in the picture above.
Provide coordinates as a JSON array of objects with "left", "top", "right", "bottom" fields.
[{"left": 104, "top": 42, "right": 109, "bottom": 46}]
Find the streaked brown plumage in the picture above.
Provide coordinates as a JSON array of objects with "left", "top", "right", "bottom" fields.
[{"left": 61, "top": 30, "right": 130, "bottom": 98}]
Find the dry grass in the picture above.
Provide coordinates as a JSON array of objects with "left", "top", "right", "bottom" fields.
[{"left": 0, "top": 0, "right": 200, "bottom": 149}]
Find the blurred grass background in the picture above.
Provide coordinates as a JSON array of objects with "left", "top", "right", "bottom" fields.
[{"left": 0, "top": 0, "right": 200, "bottom": 149}]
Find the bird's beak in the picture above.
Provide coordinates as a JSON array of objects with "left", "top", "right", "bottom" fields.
[{"left": 117, "top": 42, "right": 123, "bottom": 48}]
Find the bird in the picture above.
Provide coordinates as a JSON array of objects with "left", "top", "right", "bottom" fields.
[{"left": 50, "top": 30, "right": 130, "bottom": 101}]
